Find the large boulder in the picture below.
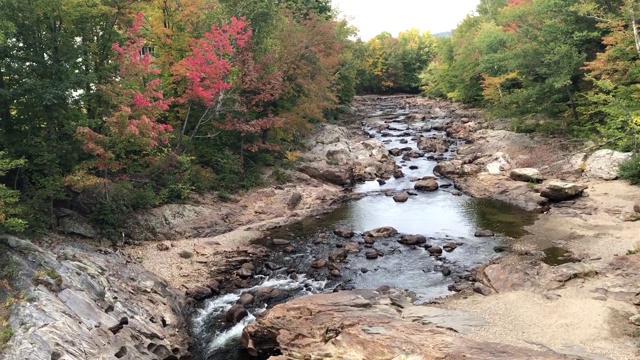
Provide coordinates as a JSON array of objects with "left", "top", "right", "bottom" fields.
[
  {"left": 417, "top": 137, "right": 448, "bottom": 153},
  {"left": 241, "top": 290, "right": 579, "bottom": 359},
  {"left": 509, "top": 168, "right": 545, "bottom": 183},
  {"left": 540, "top": 180, "right": 587, "bottom": 201},
  {"left": 55, "top": 208, "right": 97, "bottom": 239},
  {"left": 584, "top": 149, "right": 632, "bottom": 180},
  {"left": 415, "top": 178, "right": 439, "bottom": 192},
  {"left": 298, "top": 164, "right": 353, "bottom": 186}
]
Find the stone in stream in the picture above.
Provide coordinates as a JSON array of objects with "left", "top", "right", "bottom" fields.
[
  {"left": 265, "top": 262, "right": 281, "bottom": 271},
  {"left": 361, "top": 268, "right": 369, "bottom": 273},
  {"left": 417, "top": 136, "right": 448, "bottom": 153},
  {"left": 398, "top": 235, "right": 427, "bottom": 246},
  {"left": 272, "top": 239, "right": 291, "bottom": 246},
  {"left": 443, "top": 242, "right": 458, "bottom": 252},
  {"left": 363, "top": 237, "right": 375, "bottom": 245},
  {"left": 333, "top": 227, "right": 355, "bottom": 238},
  {"left": 474, "top": 229, "right": 495, "bottom": 237},
  {"left": 389, "top": 148, "right": 403, "bottom": 156},
  {"left": 254, "top": 287, "right": 288, "bottom": 306},
  {"left": 377, "top": 179, "right": 387, "bottom": 185},
  {"left": 407, "top": 190, "right": 419, "bottom": 196},
  {"left": 393, "top": 193, "right": 409, "bottom": 203},
  {"left": 237, "top": 263, "right": 255, "bottom": 278},
  {"left": 409, "top": 165, "right": 419, "bottom": 170},
  {"left": 283, "top": 246, "right": 295, "bottom": 254},
  {"left": 539, "top": 180, "right": 587, "bottom": 201},
  {"left": 427, "top": 246, "right": 443, "bottom": 256},
  {"left": 407, "top": 150, "right": 424, "bottom": 158},
  {"left": 493, "top": 245, "right": 508, "bottom": 253},
  {"left": 363, "top": 226, "right": 398, "bottom": 238},
  {"left": 441, "top": 267, "right": 452, "bottom": 276},
  {"left": 330, "top": 269, "right": 341, "bottom": 277},
  {"left": 311, "top": 259, "right": 327, "bottom": 269},
  {"left": 473, "top": 283, "right": 493, "bottom": 296},
  {"left": 186, "top": 286, "right": 212, "bottom": 300},
  {"left": 225, "top": 304, "right": 248, "bottom": 324},
  {"left": 365, "top": 250, "right": 379, "bottom": 259},
  {"left": 393, "top": 169, "right": 405, "bottom": 179},
  {"left": 414, "top": 178, "right": 439, "bottom": 192},
  {"left": 238, "top": 293, "right": 255, "bottom": 306},
  {"left": 329, "top": 248, "right": 349, "bottom": 262}
]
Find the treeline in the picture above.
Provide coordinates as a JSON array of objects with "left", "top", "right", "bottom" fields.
[
  {"left": 0, "top": 0, "right": 356, "bottom": 235},
  {"left": 422, "top": 0, "right": 640, "bottom": 151},
  {"left": 356, "top": 0, "right": 640, "bottom": 155}
]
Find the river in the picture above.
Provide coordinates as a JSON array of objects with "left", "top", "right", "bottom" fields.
[{"left": 190, "top": 96, "right": 538, "bottom": 359}]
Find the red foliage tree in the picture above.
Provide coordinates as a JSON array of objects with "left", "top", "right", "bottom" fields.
[{"left": 77, "top": 12, "right": 172, "bottom": 174}]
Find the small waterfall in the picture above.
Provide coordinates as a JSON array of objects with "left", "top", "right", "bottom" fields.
[{"left": 192, "top": 275, "right": 328, "bottom": 359}]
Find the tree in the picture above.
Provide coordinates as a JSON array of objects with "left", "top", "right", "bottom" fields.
[
  {"left": 0, "top": 152, "right": 25, "bottom": 232},
  {"left": 76, "top": 13, "right": 173, "bottom": 178}
]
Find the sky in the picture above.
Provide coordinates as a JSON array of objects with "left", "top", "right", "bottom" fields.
[{"left": 331, "top": 0, "right": 481, "bottom": 40}]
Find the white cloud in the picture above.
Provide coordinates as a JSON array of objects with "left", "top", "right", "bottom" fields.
[{"left": 332, "top": 0, "right": 480, "bottom": 40}]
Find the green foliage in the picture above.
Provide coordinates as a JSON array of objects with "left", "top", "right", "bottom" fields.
[
  {"left": 619, "top": 154, "right": 640, "bottom": 185},
  {"left": 0, "top": 152, "right": 26, "bottom": 233},
  {"left": 356, "top": 29, "right": 436, "bottom": 94},
  {"left": 272, "top": 166, "right": 290, "bottom": 184}
]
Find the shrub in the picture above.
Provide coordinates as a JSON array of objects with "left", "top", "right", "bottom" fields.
[
  {"left": 619, "top": 154, "right": 640, "bottom": 185},
  {"left": 272, "top": 166, "right": 290, "bottom": 185}
]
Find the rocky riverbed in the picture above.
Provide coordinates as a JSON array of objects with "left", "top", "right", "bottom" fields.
[{"left": 3, "top": 95, "right": 640, "bottom": 360}]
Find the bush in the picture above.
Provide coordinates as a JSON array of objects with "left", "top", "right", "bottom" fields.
[{"left": 619, "top": 154, "right": 640, "bottom": 185}]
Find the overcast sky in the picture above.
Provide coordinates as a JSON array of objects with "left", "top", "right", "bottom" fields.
[{"left": 332, "top": 0, "right": 481, "bottom": 40}]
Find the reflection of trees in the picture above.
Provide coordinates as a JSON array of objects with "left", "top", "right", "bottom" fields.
[{"left": 462, "top": 199, "right": 538, "bottom": 238}]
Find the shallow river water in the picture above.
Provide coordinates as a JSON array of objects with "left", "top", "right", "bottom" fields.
[{"left": 191, "top": 98, "right": 539, "bottom": 359}]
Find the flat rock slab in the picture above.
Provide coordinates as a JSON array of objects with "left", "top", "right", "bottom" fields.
[{"left": 242, "top": 290, "right": 582, "bottom": 359}]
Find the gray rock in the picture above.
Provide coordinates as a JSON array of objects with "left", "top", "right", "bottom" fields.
[
  {"left": 55, "top": 208, "right": 98, "bottom": 238},
  {"left": 540, "top": 180, "right": 587, "bottom": 201},
  {"left": 629, "top": 314, "right": 640, "bottom": 326},
  {"left": 584, "top": 149, "right": 632, "bottom": 180},
  {"left": 272, "top": 239, "right": 291, "bottom": 246},
  {"left": 363, "top": 227, "right": 398, "bottom": 238},
  {"left": 365, "top": 250, "right": 379, "bottom": 259},
  {"left": 287, "top": 192, "right": 303, "bottom": 210},
  {"left": 473, "top": 283, "right": 493, "bottom": 296},
  {"left": 475, "top": 229, "right": 495, "bottom": 237},
  {"left": 238, "top": 293, "right": 255, "bottom": 306},
  {"left": 486, "top": 152, "right": 512, "bottom": 175},
  {"left": 333, "top": 227, "right": 355, "bottom": 239},
  {"left": 226, "top": 304, "right": 249, "bottom": 324},
  {"left": 509, "top": 168, "right": 545, "bottom": 183}
]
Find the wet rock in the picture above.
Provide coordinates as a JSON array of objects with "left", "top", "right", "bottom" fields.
[
  {"left": 510, "top": 168, "right": 545, "bottom": 183},
  {"left": 365, "top": 250, "right": 379, "bottom": 259},
  {"left": 389, "top": 148, "right": 403, "bottom": 156},
  {"left": 265, "top": 262, "right": 281, "bottom": 271},
  {"left": 475, "top": 229, "right": 495, "bottom": 237},
  {"left": 254, "top": 287, "right": 288, "bottom": 306},
  {"left": 237, "top": 263, "right": 255, "bottom": 278},
  {"left": 452, "top": 190, "right": 463, "bottom": 196},
  {"left": 207, "top": 279, "right": 221, "bottom": 293},
  {"left": 393, "top": 169, "right": 405, "bottom": 179},
  {"left": 311, "top": 259, "right": 327, "bottom": 268},
  {"left": 414, "top": 178, "right": 439, "bottom": 192},
  {"left": 363, "top": 226, "right": 398, "bottom": 238},
  {"left": 441, "top": 267, "right": 452, "bottom": 276},
  {"left": 333, "top": 227, "right": 355, "bottom": 239},
  {"left": 443, "top": 242, "right": 458, "bottom": 252},
  {"left": 428, "top": 247, "right": 443, "bottom": 256},
  {"left": 409, "top": 165, "right": 419, "bottom": 170},
  {"left": 377, "top": 179, "right": 387, "bottom": 185},
  {"left": 361, "top": 268, "right": 369, "bottom": 273},
  {"left": 493, "top": 245, "right": 508, "bottom": 253},
  {"left": 540, "top": 180, "right": 587, "bottom": 201},
  {"left": 226, "top": 304, "right": 249, "bottom": 324},
  {"left": 406, "top": 150, "right": 424, "bottom": 158},
  {"left": 393, "top": 193, "right": 409, "bottom": 203},
  {"left": 363, "top": 237, "right": 376, "bottom": 245},
  {"left": 398, "top": 234, "right": 427, "bottom": 246},
  {"left": 473, "top": 283, "right": 493, "bottom": 296},
  {"left": 287, "top": 192, "right": 303, "bottom": 210},
  {"left": 186, "top": 286, "right": 213, "bottom": 300},
  {"left": 299, "top": 164, "right": 354, "bottom": 186},
  {"left": 238, "top": 293, "right": 255, "bottom": 306},
  {"left": 584, "top": 149, "right": 632, "bottom": 180},
  {"left": 272, "top": 239, "right": 291, "bottom": 246},
  {"left": 329, "top": 248, "right": 350, "bottom": 262},
  {"left": 283, "top": 246, "right": 295, "bottom": 254},
  {"left": 330, "top": 270, "right": 341, "bottom": 277},
  {"left": 407, "top": 190, "right": 419, "bottom": 196}
]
